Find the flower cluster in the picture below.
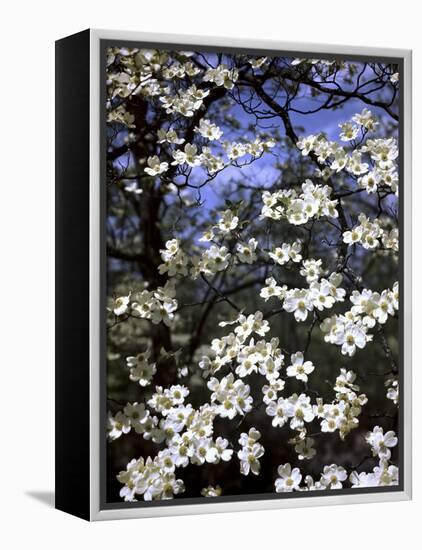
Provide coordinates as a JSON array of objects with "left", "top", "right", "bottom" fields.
[
  {"left": 268, "top": 241, "right": 302, "bottom": 265},
  {"left": 203, "top": 64, "right": 239, "bottom": 89},
  {"left": 112, "top": 309, "right": 396, "bottom": 500},
  {"left": 322, "top": 282, "right": 398, "bottom": 355},
  {"left": 160, "top": 84, "right": 210, "bottom": 117},
  {"left": 109, "top": 280, "right": 180, "bottom": 327},
  {"left": 107, "top": 49, "right": 167, "bottom": 101},
  {"left": 274, "top": 463, "right": 348, "bottom": 492},
  {"left": 321, "top": 314, "right": 372, "bottom": 356},
  {"left": 261, "top": 180, "right": 338, "bottom": 224},
  {"left": 107, "top": 104, "right": 135, "bottom": 127},
  {"left": 207, "top": 373, "right": 253, "bottom": 419},
  {"left": 114, "top": 388, "right": 235, "bottom": 501},
  {"left": 151, "top": 133, "right": 274, "bottom": 181},
  {"left": 162, "top": 61, "right": 201, "bottom": 80},
  {"left": 158, "top": 239, "right": 189, "bottom": 277},
  {"left": 197, "top": 146, "right": 225, "bottom": 174},
  {"left": 343, "top": 214, "right": 384, "bottom": 250},
  {"left": 314, "top": 369, "right": 368, "bottom": 440},
  {"left": 171, "top": 143, "right": 202, "bottom": 167},
  {"left": 157, "top": 128, "right": 185, "bottom": 145},
  {"left": 195, "top": 244, "right": 231, "bottom": 276},
  {"left": 360, "top": 138, "right": 398, "bottom": 195},
  {"left": 300, "top": 258, "right": 323, "bottom": 283},
  {"left": 350, "top": 283, "right": 398, "bottom": 326},
  {"left": 274, "top": 450, "right": 398, "bottom": 492},
  {"left": 259, "top": 273, "right": 345, "bottom": 321},
  {"left": 199, "top": 317, "right": 283, "bottom": 380},
  {"left": 126, "top": 350, "right": 157, "bottom": 386},
  {"left": 131, "top": 280, "right": 178, "bottom": 326},
  {"left": 282, "top": 273, "right": 346, "bottom": 322},
  {"left": 224, "top": 137, "right": 275, "bottom": 160},
  {"left": 349, "top": 460, "right": 399, "bottom": 488},
  {"left": 266, "top": 393, "right": 314, "bottom": 430},
  {"left": 108, "top": 402, "right": 150, "bottom": 441},
  {"left": 196, "top": 208, "right": 240, "bottom": 245},
  {"left": 338, "top": 108, "right": 378, "bottom": 142},
  {"left": 349, "top": 426, "right": 398, "bottom": 488},
  {"left": 117, "top": 455, "right": 186, "bottom": 501},
  {"left": 237, "top": 428, "right": 265, "bottom": 475},
  {"left": 297, "top": 112, "right": 398, "bottom": 197}
]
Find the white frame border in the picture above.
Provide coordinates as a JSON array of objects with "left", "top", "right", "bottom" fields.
[{"left": 89, "top": 29, "right": 412, "bottom": 521}]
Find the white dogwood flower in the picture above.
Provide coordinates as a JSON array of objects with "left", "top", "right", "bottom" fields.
[
  {"left": 108, "top": 411, "right": 131, "bottom": 441},
  {"left": 275, "top": 463, "right": 302, "bottom": 492},
  {"left": 366, "top": 426, "right": 398, "bottom": 460},
  {"left": 217, "top": 209, "right": 239, "bottom": 233},
  {"left": 260, "top": 277, "right": 286, "bottom": 301},
  {"left": 320, "top": 464, "right": 347, "bottom": 489},
  {"left": 236, "top": 238, "right": 258, "bottom": 264},
  {"left": 283, "top": 289, "right": 314, "bottom": 322},
  {"left": 144, "top": 155, "right": 168, "bottom": 176},
  {"left": 286, "top": 352, "right": 315, "bottom": 382},
  {"left": 294, "top": 437, "right": 316, "bottom": 460},
  {"left": 112, "top": 294, "right": 130, "bottom": 316},
  {"left": 195, "top": 118, "right": 223, "bottom": 140},
  {"left": 266, "top": 397, "right": 289, "bottom": 427}
]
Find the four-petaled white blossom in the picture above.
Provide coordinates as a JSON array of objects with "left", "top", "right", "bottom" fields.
[
  {"left": 366, "top": 426, "right": 398, "bottom": 460},
  {"left": 286, "top": 352, "right": 315, "bottom": 382},
  {"left": 195, "top": 118, "right": 223, "bottom": 140},
  {"left": 236, "top": 238, "right": 258, "bottom": 264},
  {"left": 112, "top": 294, "right": 130, "bottom": 316},
  {"left": 320, "top": 464, "right": 347, "bottom": 489},
  {"left": 275, "top": 463, "right": 302, "bottom": 492},
  {"left": 144, "top": 155, "right": 169, "bottom": 176}
]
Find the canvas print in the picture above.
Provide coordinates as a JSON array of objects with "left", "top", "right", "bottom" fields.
[{"left": 104, "top": 44, "right": 401, "bottom": 505}]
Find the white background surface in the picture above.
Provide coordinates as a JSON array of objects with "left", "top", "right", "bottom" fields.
[{"left": 0, "top": 0, "right": 419, "bottom": 548}]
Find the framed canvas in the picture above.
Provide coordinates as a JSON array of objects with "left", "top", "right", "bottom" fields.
[{"left": 55, "top": 29, "right": 412, "bottom": 521}]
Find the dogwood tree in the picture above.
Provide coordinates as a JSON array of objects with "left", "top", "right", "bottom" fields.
[{"left": 105, "top": 46, "right": 399, "bottom": 502}]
